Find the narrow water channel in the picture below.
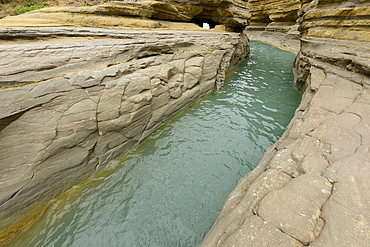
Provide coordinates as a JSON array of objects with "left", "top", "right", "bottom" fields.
[{"left": 7, "top": 41, "right": 301, "bottom": 247}]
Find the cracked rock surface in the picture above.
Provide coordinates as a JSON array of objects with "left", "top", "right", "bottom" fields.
[
  {"left": 200, "top": 42, "right": 370, "bottom": 247},
  {"left": 200, "top": 0, "right": 370, "bottom": 246},
  {"left": 0, "top": 11, "right": 250, "bottom": 238}
]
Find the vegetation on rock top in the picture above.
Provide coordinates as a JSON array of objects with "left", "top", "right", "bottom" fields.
[{"left": 0, "top": 0, "right": 103, "bottom": 18}]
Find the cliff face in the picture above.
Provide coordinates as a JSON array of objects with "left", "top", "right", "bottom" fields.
[
  {"left": 200, "top": 1, "right": 370, "bottom": 247},
  {"left": 0, "top": 0, "right": 250, "bottom": 31},
  {"left": 244, "top": 0, "right": 305, "bottom": 53},
  {"left": 0, "top": 10, "right": 249, "bottom": 241},
  {"left": 249, "top": 0, "right": 301, "bottom": 23},
  {"left": 88, "top": 0, "right": 250, "bottom": 31},
  {"left": 1, "top": 0, "right": 369, "bottom": 246},
  {"left": 296, "top": 0, "right": 370, "bottom": 90},
  {"left": 293, "top": 2, "right": 370, "bottom": 245},
  {"left": 246, "top": 0, "right": 304, "bottom": 33}
]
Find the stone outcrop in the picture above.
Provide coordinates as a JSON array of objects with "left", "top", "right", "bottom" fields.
[
  {"left": 98, "top": 0, "right": 251, "bottom": 31},
  {"left": 1, "top": 0, "right": 369, "bottom": 246},
  {"left": 0, "top": 9, "right": 249, "bottom": 242},
  {"left": 293, "top": 2, "right": 370, "bottom": 245},
  {"left": 200, "top": 0, "right": 370, "bottom": 246},
  {"left": 246, "top": 0, "right": 304, "bottom": 34},
  {"left": 249, "top": 0, "right": 301, "bottom": 23},
  {"left": 0, "top": 0, "right": 250, "bottom": 31},
  {"left": 244, "top": 0, "right": 304, "bottom": 54}
]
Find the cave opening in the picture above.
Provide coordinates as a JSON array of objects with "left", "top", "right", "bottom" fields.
[{"left": 192, "top": 18, "right": 217, "bottom": 29}]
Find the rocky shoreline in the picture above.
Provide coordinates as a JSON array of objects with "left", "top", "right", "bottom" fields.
[
  {"left": 246, "top": 29, "right": 300, "bottom": 54},
  {"left": 200, "top": 1, "right": 370, "bottom": 246},
  {"left": 0, "top": 7, "right": 250, "bottom": 242},
  {"left": 0, "top": 0, "right": 369, "bottom": 246}
]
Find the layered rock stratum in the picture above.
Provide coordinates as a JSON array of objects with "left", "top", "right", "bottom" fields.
[
  {"left": 200, "top": 1, "right": 370, "bottom": 246},
  {"left": 0, "top": 6, "right": 249, "bottom": 243},
  {"left": 99, "top": 0, "right": 251, "bottom": 31},
  {"left": 249, "top": 0, "right": 301, "bottom": 23},
  {"left": 1, "top": 0, "right": 369, "bottom": 246}
]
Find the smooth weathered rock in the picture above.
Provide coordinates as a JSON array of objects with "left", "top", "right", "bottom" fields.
[
  {"left": 245, "top": 28, "right": 300, "bottom": 53},
  {"left": 0, "top": 9, "right": 250, "bottom": 242},
  {"left": 249, "top": 0, "right": 301, "bottom": 23},
  {"left": 1, "top": 0, "right": 369, "bottom": 246},
  {"left": 104, "top": 0, "right": 251, "bottom": 31},
  {"left": 256, "top": 174, "right": 332, "bottom": 244},
  {"left": 200, "top": 168, "right": 292, "bottom": 247},
  {"left": 220, "top": 215, "right": 303, "bottom": 247},
  {"left": 201, "top": 1, "right": 370, "bottom": 247},
  {"left": 244, "top": 0, "right": 303, "bottom": 53},
  {"left": 312, "top": 151, "right": 370, "bottom": 247},
  {"left": 0, "top": 0, "right": 250, "bottom": 31}
]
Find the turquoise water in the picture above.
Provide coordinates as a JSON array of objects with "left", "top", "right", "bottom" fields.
[{"left": 8, "top": 41, "right": 301, "bottom": 247}]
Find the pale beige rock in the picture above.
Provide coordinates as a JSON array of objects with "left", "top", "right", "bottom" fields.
[
  {"left": 124, "top": 74, "right": 151, "bottom": 98},
  {"left": 256, "top": 174, "right": 332, "bottom": 244},
  {"left": 0, "top": 0, "right": 250, "bottom": 31},
  {"left": 1, "top": 1, "right": 370, "bottom": 246},
  {"left": 202, "top": 1, "right": 370, "bottom": 247},
  {"left": 97, "top": 90, "right": 124, "bottom": 122},
  {"left": 249, "top": 0, "right": 301, "bottom": 23},
  {"left": 301, "top": 152, "right": 329, "bottom": 175},
  {"left": 0, "top": 19, "right": 250, "bottom": 240},
  {"left": 200, "top": 169, "right": 292, "bottom": 247},
  {"left": 221, "top": 215, "right": 303, "bottom": 247},
  {"left": 0, "top": 166, "right": 34, "bottom": 205},
  {"left": 245, "top": 29, "right": 300, "bottom": 53},
  {"left": 313, "top": 152, "right": 370, "bottom": 247}
]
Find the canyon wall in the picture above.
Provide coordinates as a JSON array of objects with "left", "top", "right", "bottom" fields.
[
  {"left": 0, "top": 10, "right": 249, "bottom": 240},
  {"left": 244, "top": 0, "right": 305, "bottom": 53},
  {"left": 1, "top": 0, "right": 369, "bottom": 246},
  {"left": 99, "top": 0, "right": 251, "bottom": 31},
  {"left": 200, "top": 0, "right": 370, "bottom": 246},
  {"left": 249, "top": 0, "right": 300, "bottom": 23}
]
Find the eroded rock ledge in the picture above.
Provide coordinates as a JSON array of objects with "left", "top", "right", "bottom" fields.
[
  {"left": 99, "top": 0, "right": 251, "bottom": 31},
  {"left": 200, "top": 1, "right": 370, "bottom": 246},
  {"left": 0, "top": 0, "right": 250, "bottom": 31},
  {"left": 1, "top": 0, "right": 369, "bottom": 246},
  {"left": 0, "top": 11, "right": 249, "bottom": 240}
]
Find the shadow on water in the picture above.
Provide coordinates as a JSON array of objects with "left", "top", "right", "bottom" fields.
[{"left": 7, "top": 41, "right": 301, "bottom": 247}]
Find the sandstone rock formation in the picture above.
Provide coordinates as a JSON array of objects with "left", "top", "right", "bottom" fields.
[
  {"left": 1, "top": 0, "right": 369, "bottom": 246},
  {"left": 200, "top": 1, "right": 370, "bottom": 246},
  {"left": 249, "top": 0, "right": 301, "bottom": 23},
  {"left": 0, "top": 9, "right": 249, "bottom": 242},
  {"left": 244, "top": 0, "right": 304, "bottom": 54},
  {"left": 0, "top": 0, "right": 250, "bottom": 31},
  {"left": 98, "top": 0, "right": 251, "bottom": 31}
]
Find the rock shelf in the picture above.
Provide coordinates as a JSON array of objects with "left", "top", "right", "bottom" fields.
[
  {"left": 200, "top": 1, "right": 370, "bottom": 246},
  {"left": 0, "top": 11, "right": 249, "bottom": 242},
  {"left": 1, "top": 0, "right": 369, "bottom": 246}
]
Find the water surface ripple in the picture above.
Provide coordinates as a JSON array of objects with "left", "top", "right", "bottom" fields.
[{"left": 9, "top": 41, "right": 301, "bottom": 247}]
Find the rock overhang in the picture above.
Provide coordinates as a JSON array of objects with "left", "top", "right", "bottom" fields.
[
  {"left": 98, "top": 0, "right": 251, "bottom": 31},
  {"left": 0, "top": 1, "right": 251, "bottom": 243}
]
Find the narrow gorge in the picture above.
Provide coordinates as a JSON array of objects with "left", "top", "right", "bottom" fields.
[
  {"left": 0, "top": 0, "right": 369, "bottom": 246},
  {"left": 3, "top": 40, "right": 301, "bottom": 247}
]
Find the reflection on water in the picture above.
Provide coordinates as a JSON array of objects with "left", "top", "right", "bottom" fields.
[{"left": 7, "top": 41, "right": 301, "bottom": 247}]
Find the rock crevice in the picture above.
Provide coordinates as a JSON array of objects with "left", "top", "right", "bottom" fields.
[
  {"left": 200, "top": 1, "right": 370, "bottom": 246},
  {"left": 1, "top": 1, "right": 369, "bottom": 246},
  {"left": 0, "top": 13, "right": 250, "bottom": 240}
]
